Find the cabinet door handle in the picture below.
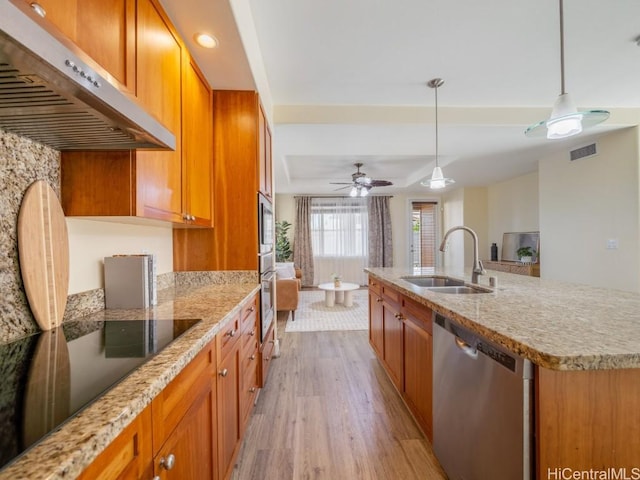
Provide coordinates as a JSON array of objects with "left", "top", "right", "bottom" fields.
[
  {"left": 250, "top": 354, "right": 256, "bottom": 360},
  {"left": 249, "top": 306, "right": 255, "bottom": 312},
  {"left": 249, "top": 329, "right": 256, "bottom": 337},
  {"left": 226, "top": 329, "right": 237, "bottom": 338},
  {"left": 376, "top": 298, "right": 383, "bottom": 303},
  {"left": 219, "top": 369, "right": 228, "bottom": 377},
  {"left": 249, "top": 387, "right": 257, "bottom": 393},
  {"left": 160, "top": 453, "right": 176, "bottom": 471}
]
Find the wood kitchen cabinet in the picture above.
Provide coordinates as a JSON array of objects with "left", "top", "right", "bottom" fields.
[
  {"left": 151, "top": 341, "right": 215, "bottom": 480},
  {"left": 368, "top": 276, "right": 434, "bottom": 442},
  {"left": 173, "top": 90, "right": 273, "bottom": 271},
  {"left": 401, "top": 297, "right": 433, "bottom": 441},
  {"left": 77, "top": 341, "right": 216, "bottom": 480},
  {"left": 61, "top": 0, "right": 214, "bottom": 226},
  {"left": 239, "top": 297, "right": 260, "bottom": 432},
  {"left": 258, "top": 104, "right": 273, "bottom": 199},
  {"left": 368, "top": 277, "right": 384, "bottom": 359},
  {"left": 381, "top": 284, "right": 404, "bottom": 391},
  {"left": 24, "top": 0, "right": 136, "bottom": 92},
  {"left": 76, "top": 405, "right": 153, "bottom": 480},
  {"left": 217, "top": 314, "right": 242, "bottom": 480},
  {"left": 260, "top": 322, "right": 276, "bottom": 387}
]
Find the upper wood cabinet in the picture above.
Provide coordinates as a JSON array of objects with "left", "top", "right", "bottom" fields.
[
  {"left": 174, "top": 90, "right": 269, "bottom": 271},
  {"left": 181, "top": 56, "right": 214, "bottom": 227},
  {"left": 258, "top": 104, "right": 273, "bottom": 199},
  {"left": 134, "top": 0, "right": 183, "bottom": 223},
  {"left": 25, "top": 0, "right": 136, "bottom": 92},
  {"left": 60, "top": 0, "right": 213, "bottom": 227}
]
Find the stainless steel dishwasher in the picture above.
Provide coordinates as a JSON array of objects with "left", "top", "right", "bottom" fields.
[{"left": 432, "top": 313, "right": 533, "bottom": 480}]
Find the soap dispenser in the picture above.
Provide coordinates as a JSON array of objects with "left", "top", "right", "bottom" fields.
[{"left": 490, "top": 243, "right": 498, "bottom": 261}]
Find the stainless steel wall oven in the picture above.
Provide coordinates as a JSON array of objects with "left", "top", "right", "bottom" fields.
[{"left": 258, "top": 193, "right": 275, "bottom": 341}]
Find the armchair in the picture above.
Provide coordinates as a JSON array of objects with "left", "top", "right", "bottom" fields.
[{"left": 276, "top": 266, "right": 302, "bottom": 321}]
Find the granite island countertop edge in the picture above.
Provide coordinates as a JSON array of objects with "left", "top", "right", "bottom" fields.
[{"left": 366, "top": 267, "right": 640, "bottom": 371}]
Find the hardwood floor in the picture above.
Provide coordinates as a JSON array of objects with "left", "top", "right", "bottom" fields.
[{"left": 231, "top": 313, "right": 447, "bottom": 479}]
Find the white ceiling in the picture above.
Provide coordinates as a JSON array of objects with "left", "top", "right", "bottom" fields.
[{"left": 162, "top": 0, "right": 640, "bottom": 195}]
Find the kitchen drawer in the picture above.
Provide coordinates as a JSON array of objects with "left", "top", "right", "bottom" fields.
[
  {"left": 218, "top": 313, "right": 241, "bottom": 360},
  {"left": 241, "top": 322, "right": 258, "bottom": 352},
  {"left": 368, "top": 276, "right": 382, "bottom": 295},
  {"left": 151, "top": 340, "right": 214, "bottom": 452},
  {"left": 240, "top": 356, "right": 259, "bottom": 430},
  {"left": 381, "top": 283, "right": 401, "bottom": 306},
  {"left": 402, "top": 295, "right": 432, "bottom": 334},
  {"left": 260, "top": 323, "right": 275, "bottom": 387},
  {"left": 240, "top": 295, "right": 258, "bottom": 333}
]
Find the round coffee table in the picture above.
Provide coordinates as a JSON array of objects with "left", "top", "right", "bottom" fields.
[{"left": 317, "top": 282, "right": 360, "bottom": 307}]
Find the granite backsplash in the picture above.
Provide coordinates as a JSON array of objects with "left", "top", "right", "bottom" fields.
[
  {"left": 1, "top": 129, "right": 260, "bottom": 345},
  {"left": 0, "top": 130, "right": 60, "bottom": 343}
]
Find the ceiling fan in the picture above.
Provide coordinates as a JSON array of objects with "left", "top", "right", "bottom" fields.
[{"left": 331, "top": 163, "right": 393, "bottom": 197}]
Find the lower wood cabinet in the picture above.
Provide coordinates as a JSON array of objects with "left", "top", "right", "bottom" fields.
[
  {"left": 216, "top": 315, "right": 242, "bottom": 480},
  {"left": 260, "top": 322, "right": 276, "bottom": 387},
  {"left": 151, "top": 342, "right": 215, "bottom": 480},
  {"left": 77, "top": 405, "right": 153, "bottom": 480},
  {"left": 368, "top": 278, "right": 384, "bottom": 359},
  {"left": 368, "top": 276, "right": 433, "bottom": 442},
  {"left": 401, "top": 297, "right": 433, "bottom": 442},
  {"left": 77, "top": 295, "right": 263, "bottom": 480}
]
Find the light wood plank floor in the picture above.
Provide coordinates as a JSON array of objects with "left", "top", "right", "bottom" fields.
[{"left": 231, "top": 313, "right": 447, "bottom": 479}]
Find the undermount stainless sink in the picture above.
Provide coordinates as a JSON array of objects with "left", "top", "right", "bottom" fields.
[
  {"left": 400, "top": 276, "right": 492, "bottom": 294},
  {"left": 401, "top": 276, "right": 465, "bottom": 287},
  {"left": 425, "top": 285, "right": 492, "bottom": 294}
]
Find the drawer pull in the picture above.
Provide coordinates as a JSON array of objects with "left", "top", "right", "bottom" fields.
[
  {"left": 219, "top": 369, "right": 228, "bottom": 377},
  {"left": 376, "top": 298, "right": 383, "bottom": 303},
  {"left": 249, "top": 306, "right": 255, "bottom": 312},
  {"left": 160, "top": 453, "right": 176, "bottom": 471},
  {"left": 249, "top": 387, "right": 257, "bottom": 393},
  {"left": 226, "top": 329, "right": 237, "bottom": 338},
  {"left": 250, "top": 354, "right": 256, "bottom": 360},
  {"left": 249, "top": 329, "right": 256, "bottom": 337}
]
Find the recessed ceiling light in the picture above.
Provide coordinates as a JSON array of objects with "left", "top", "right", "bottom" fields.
[{"left": 194, "top": 33, "right": 218, "bottom": 49}]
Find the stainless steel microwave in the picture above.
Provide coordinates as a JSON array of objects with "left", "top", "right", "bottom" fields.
[{"left": 258, "top": 193, "right": 273, "bottom": 254}]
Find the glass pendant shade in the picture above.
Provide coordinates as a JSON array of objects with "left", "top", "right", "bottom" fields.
[
  {"left": 421, "top": 166, "right": 455, "bottom": 189},
  {"left": 349, "top": 186, "right": 358, "bottom": 197},
  {"left": 360, "top": 187, "right": 369, "bottom": 197},
  {"left": 525, "top": 0, "right": 609, "bottom": 139}
]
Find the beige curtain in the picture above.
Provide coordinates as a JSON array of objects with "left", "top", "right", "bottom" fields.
[
  {"left": 293, "top": 196, "right": 314, "bottom": 286},
  {"left": 367, "top": 196, "right": 393, "bottom": 267}
]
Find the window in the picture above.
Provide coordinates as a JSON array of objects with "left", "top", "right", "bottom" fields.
[{"left": 310, "top": 197, "right": 368, "bottom": 285}]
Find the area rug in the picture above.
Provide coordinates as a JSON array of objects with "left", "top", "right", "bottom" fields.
[{"left": 284, "top": 288, "right": 369, "bottom": 333}]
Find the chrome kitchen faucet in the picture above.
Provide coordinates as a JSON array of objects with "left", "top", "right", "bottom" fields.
[{"left": 440, "top": 226, "right": 487, "bottom": 284}]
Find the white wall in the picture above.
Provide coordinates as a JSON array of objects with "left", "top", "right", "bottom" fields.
[
  {"left": 441, "top": 188, "right": 465, "bottom": 274},
  {"left": 462, "top": 187, "right": 489, "bottom": 265},
  {"left": 67, "top": 219, "right": 173, "bottom": 294},
  {"left": 488, "top": 172, "right": 539, "bottom": 260},
  {"left": 539, "top": 127, "right": 640, "bottom": 292}
]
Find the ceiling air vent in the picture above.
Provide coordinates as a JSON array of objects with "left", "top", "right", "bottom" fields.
[{"left": 569, "top": 143, "right": 597, "bottom": 161}]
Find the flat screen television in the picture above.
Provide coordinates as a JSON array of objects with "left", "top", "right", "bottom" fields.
[{"left": 501, "top": 231, "right": 540, "bottom": 263}]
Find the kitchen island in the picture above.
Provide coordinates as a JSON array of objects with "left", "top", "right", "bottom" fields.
[
  {"left": 0, "top": 274, "right": 261, "bottom": 480},
  {"left": 366, "top": 266, "right": 640, "bottom": 477}
]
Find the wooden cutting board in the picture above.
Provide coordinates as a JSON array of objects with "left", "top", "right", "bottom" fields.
[{"left": 18, "top": 180, "right": 70, "bottom": 331}]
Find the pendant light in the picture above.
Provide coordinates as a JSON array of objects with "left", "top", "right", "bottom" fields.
[
  {"left": 421, "top": 78, "right": 454, "bottom": 189},
  {"left": 525, "top": 0, "right": 609, "bottom": 139}
]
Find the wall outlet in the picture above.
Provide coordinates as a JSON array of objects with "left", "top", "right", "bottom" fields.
[{"left": 606, "top": 239, "right": 619, "bottom": 250}]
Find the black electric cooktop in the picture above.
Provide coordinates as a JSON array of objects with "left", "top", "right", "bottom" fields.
[{"left": 0, "top": 317, "right": 201, "bottom": 471}]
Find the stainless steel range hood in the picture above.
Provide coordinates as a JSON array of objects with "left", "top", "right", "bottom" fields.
[{"left": 0, "top": 1, "right": 175, "bottom": 151}]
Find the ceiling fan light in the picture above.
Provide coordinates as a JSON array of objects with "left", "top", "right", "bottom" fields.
[
  {"left": 349, "top": 186, "right": 358, "bottom": 197},
  {"left": 360, "top": 187, "right": 369, "bottom": 197}
]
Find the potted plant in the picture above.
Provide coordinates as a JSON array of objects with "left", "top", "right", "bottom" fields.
[
  {"left": 516, "top": 246, "right": 536, "bottom": 263},
  {"left": 275, "top": 220, "right": 293, "bottom": 262}
]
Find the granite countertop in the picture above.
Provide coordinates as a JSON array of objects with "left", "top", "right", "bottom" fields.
[
  {"left": 366, "top": 266, "right": 640, "bottom": 371},
  {"left": 0, "top": 279, "right": 260, "bottom": 480}
]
